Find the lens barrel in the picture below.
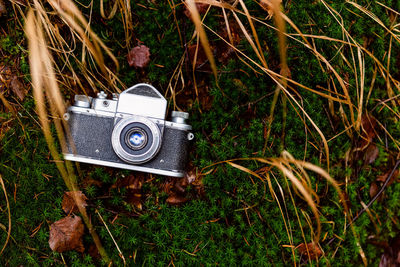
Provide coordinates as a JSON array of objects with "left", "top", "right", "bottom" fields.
[{"left": 111, "top": 116, "right": 162, "bottom": 164}]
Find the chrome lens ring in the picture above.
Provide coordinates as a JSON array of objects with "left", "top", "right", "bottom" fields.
[{"left": 112, "top": 116, "right": 162, "bottom": 164}]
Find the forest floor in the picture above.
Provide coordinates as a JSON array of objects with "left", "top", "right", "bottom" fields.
[{"left": 1, "top": 0, "right": 400, "bottom": 266}]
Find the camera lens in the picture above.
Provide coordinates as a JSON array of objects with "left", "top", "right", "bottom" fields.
[
  {"left": 125, "top": 128, "right": 147, "bottom": 150},
  {"left": 112, "top": 116, "right": 162, "bottom": 164}
]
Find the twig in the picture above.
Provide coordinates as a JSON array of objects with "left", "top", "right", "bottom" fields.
[
  {"left": 96, "top": 209, "right": 126, "bottom": 266},
  {"left": 0, "top": 175, "right": 11, "bottom": 256},
  {"left": 327, "top": 159, "right": 400, "bottom": 246}
]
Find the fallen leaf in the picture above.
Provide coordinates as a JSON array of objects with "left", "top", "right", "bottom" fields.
[
  {"left": 112, "top": 174, "right": 144, "bottom": 210},
  {"left": 0, "top": 64, "right": 12, "bottom": 89},
  {"left": 189, "top": 168, "right": 206, "bottom": 198},
  {"left": 184, "top": 3, "right": 209, "bottom": 18},
  {"left": 0, "top": 0, "right": 6, "bottom": 17},
  {"left": 369, "top": 182, "right": 379, "bottom": 199},
  {"left": 81, "top": 178, "right": 103, "bottom": 188},
  {"left": 364, "top": 144, "right": 379, "bottom": 165},
  {"left": 0, "top": 118, "right": 12, "bottom": 139},
  {"left": 377, "top": 169, "right": 399, "bottom": 185},
  {"left": 126, "top": 193, "right": 142, "bottom": 210},
  {"left": 0, "top": 64, "right": 27, "bottom": 101},
  {"left": 353, "top": 114, "right": 378, "bottom": 163},
  {"left": 187, "top": 44, "right": 210, "bottom": 70},
  {"left": 379, "top": 234, "right": 400, "bottom": 267},
  {"left": 88, "top": 244, "right": 101, "bottom": 259},
  {"left": 62, "top": 191, "right": 88, "bottom": 214},
  {"left": 360, "top": 114, "right": 378, "bottom": 145},
  {"left": 216, "top": 20, "right": 241, "bottom": 64},
  {"left": 112, "top": 174, "right": 144, "bottom": 189},
  {"left": 370, "top": 168, "right": 399, "bottom": 200},
  {"left": 10, "top": 76, "right": 26, "bottom": 101},
  {"left": 185, "top": 169, "right": 197, "bottom": 184},
  {"left": 166, "top": 193, "right": 188, "bottom": 206},
  {"left": 49, "top": 215, "right": 85, "bottom": 253},
  {"left": 162, "top": 177, "right": 189, "bottom": 206},
  {"left": 296, "top": 242, "right": 322, "bottom": 260},
  {"left": 127, "top": 45, "right": 150, "bottom": 68},
  {"left": 174, "top": 177, "right": 188, "bottom": 194}
]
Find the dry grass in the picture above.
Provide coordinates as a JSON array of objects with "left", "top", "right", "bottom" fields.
[
  {"left": 0, "top": 174, "right": 11, "bottom": 256},
  {"left": 184, "top": 0, "right": 400, "bottom": 264},
  {"left": 24, "top": 1, "right": 117, "bottom": 262},
  {"left": 17, "top": 0, "right": 400, "bottom": 264},
  {"left": 203, "top": 150, "right": 353, "bottom": 264}
]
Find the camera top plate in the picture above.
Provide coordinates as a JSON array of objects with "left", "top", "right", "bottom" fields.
[{"left": 117, "top": 83, "right": 167, "bottom": 120}]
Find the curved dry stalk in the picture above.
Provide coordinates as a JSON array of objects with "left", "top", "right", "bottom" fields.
[
  {"left": 28, "top": 0, "right": 124, "bottom": 97},
  {"left": 185, "top": 0, "right": 218, "bottom": 79},
  {"left": 100, "top": 0, "right": 119, "bottom": 20},
  {"left": 270, "top": 172, "right": 297, "bottom": 263},
  {"left": 96, "top": 210, "right": 126, "bottom": 265},
  {"left": 100, "top": 0, "right": 133, "bottom": 49},
  {"left": 195, "top": 0, "right": 400, "bottom": 131},
  {"left": 0, "top": 175, "right": 11, "bottom": 256},
  {"left": 25, "top": 9, "right": 110, "bottom": 263},
  {"left": 203, "top": 153, "right": 352, "bottom": 245}
]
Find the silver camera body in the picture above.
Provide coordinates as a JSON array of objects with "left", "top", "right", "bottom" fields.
[{"left": 63, "top": 83, "right": 193, "bottom": 177}]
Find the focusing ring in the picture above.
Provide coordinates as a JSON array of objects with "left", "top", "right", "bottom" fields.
[{"left": 111, "top": 116, "right": 162, "bottom": 164}]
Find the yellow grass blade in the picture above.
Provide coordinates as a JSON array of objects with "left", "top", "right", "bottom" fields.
[{"left": 185, "top": 0, "right": 218, "bottom": 79}]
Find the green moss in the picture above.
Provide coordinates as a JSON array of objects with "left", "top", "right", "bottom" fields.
[{"left": 2, "top": 0, "right": 400, "bottom": 265}]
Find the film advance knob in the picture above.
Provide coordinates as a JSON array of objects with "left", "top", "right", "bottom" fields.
[
  {"left": 97, "top": 91, "right": 108, "bottom": 99},
  {"left": 74, "top": 95, "right": 92, "bottom": 108},
  {"left": 171, "top": 111, "right": 189, "bottom": 124}
]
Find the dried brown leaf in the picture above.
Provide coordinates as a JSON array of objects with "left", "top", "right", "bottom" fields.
[
  {"left": 166, "top": 193, "right": 188, "bottom": 206},
  {"left": 364, "top": 144, "right": 379, "bottom": 165},
  {"left": 49, "top": 215, "right": 85, "bottom": 253},
  {"left": 377, "top": 169, "right": 399, "bottom": 185},
  {"left": 112, "top": 174, "right": 143, "bottom": 191},
  {"left": 361, "top": 114, "right": 378, "bottom": 143},
  {"left": 379, "top": 234, "right": 400, "bottom": 267},
  {"left": 127, "top": 45, "right": 150, "bottom": 68},
  {"left": 0, "top": 0, "right": 6, "bottom": 17},
  {"left": 88, "top": 244, "right": 101, "bottom": 259},
  {"left": 62, "top": 191, "right": 88, "bottom": 214},
  {"left": 174, "top": 177, "right": 188, "bottom": 194},
  {"left": 187, "top": 44, "right": 210, "bottom": 69},
  {"left": 0, "top": 64, "right": 26, "bottom": 101},
  {"left": 216, "top": 20, "right": 241, "bottom": 63},
  {"left": 184, "top": 3, "right": 209, "bottom": 18},
  {"left": 10, "top": 77, "right": 26, "bottom": 101},
  {"left": 126, "top": 193, "right": 142, "bottom": 210},
  {"left": 185, "top": 169, "right": 197, "bottom": 184},
  {"left": 189, "top": 168, "right": 206, "bottom": 198},
  {"left": 296, "top": 242, "right": 322, "bottom": 260},
  {"left": 0, "top": 64, "right": 12, "bottom": 89},
  {"left": 369, "top": 182, "right": 379, "bottom": 199},
  {"left": 81, "top": 178, "right": 103, "bottom": 188},
  {"left": 112, "top": 174, "right": 144, "bottom": 210},
  {"left": 0, "top": 119, "right": 12, "bottom": 139}
]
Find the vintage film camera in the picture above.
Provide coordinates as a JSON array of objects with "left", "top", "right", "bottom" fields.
[{"left": 63, "top": 83, "right": 193, "bottom": 177}]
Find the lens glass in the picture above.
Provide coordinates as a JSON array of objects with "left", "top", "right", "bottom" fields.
[
  {"left": 125, "top": 127, "right": 148, "bottom": 150},
  {"left": 129, "top": 132, "right": 145, "bottom": 147}
]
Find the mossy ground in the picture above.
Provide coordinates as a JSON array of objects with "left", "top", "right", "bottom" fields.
[{"left": 1, "top": 0, "right": 400, "bottom": 266}]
